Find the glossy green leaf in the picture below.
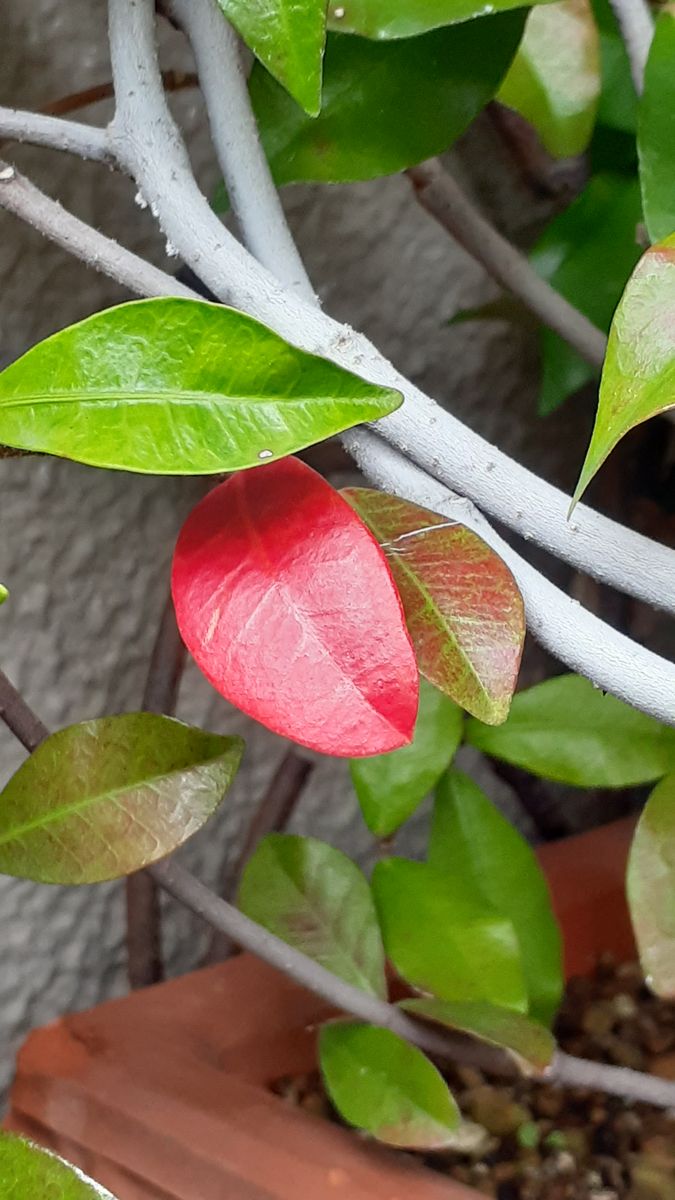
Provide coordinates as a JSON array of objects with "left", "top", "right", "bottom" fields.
[
  {"left": 638, "top": 9, "right": 675, "bottom": 244},
  {"left": 530, "top": 174, "right": 642, "bottom": 413},
  {"left": 217, "top": 0, "right": 326, "bottom": 115},
  {"left": 238, "top": 833, "right": 387, "bottom": 996},
  {"left": 350, "top": 679, "right": 462, "bottom": 838},
  {"left": 466, "top": 674, "right": 675, "bottom": 787},
  {"left": 627, "top": 775, "right": 675, "bottom": 997},
  {"left": 0, "top": 298, "right": 401, "bottom": 473},
  {"left": 319, "top": 1022, "right": 460, "bottom": 1148},
  {"left": 0, "top": 1132, "right": 117, "bottom": 1198},
  {"left": 372, "top": 857, "right": 527, "bottom": 1010},
  {"left": 575, "top": 236, "right": 675, "bottom": 500},
  {"left": 429, "top": 770, "right": 562, "bottom": 1023},
  {"left": 326, "top": 0, "right": 543, "bottom": 38},
  {"left": 342, "top": 489, "right": 524, "bottom": 723},
  {"left": 249, "top": 15, "right": 526, "bottom": 186},
  {"left": 400, "top": 997, "right": 556, "bottom": 1072},
  {"left": 498, "top": 0, "right": 600, "bottom": 158},
  {"left": 0, "top": 714, "right": 243, "bottom": 884}
]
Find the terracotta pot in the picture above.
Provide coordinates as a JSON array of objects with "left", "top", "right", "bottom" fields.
[{"left": 6, "top": 816, "right": 637, "bottom": 1200}]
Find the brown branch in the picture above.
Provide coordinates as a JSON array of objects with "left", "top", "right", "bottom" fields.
[
  {"left": 125, "top": 593, "right": 186, "bottom": 991},
  {"left": 0, "top": 669, "right": 48, "bottom": 752},
  {"left": 39, "top": 70, "right": 198, "bottom": 119}
]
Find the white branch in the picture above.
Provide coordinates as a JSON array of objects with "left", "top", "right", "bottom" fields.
[
  {"left": 107, "top": 0, "right": 675, "bottom": 625},
  {"left": 0, "top": 159, "right": 196, "bottom": 299},
  {"left": 608, "top": 0, "right": 654, "bottom": 92},
  {"left": 0, "top": 107, "right": 112, "bottom": 164}
]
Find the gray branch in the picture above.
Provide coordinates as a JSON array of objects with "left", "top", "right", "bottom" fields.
[{"left": 0, "top": 106, "right": 112, "bottom": 163}]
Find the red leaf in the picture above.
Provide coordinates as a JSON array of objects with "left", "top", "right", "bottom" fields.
[{"left": 172, "top": 458, "right": 418, "bottom": 756}]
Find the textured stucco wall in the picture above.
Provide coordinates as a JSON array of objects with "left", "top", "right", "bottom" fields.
[{"left": 0, "top": 1, "right": 590, "bottom": 1100}]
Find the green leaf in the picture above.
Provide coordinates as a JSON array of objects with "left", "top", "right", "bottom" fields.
[
  {"left": 466, "top": 674, "right": 675, "bottom": 788},
  {"left": 319, "top": 1021, "right": 460, "bottom": 1148},
  {"left": 0, "top": 298, "right": 401, "bottom": 474},
  {"left": 372, "top": 857, "right": 528, "bottom": 1010},
  {"left": 326, "top": 0, "right": 543, "bottom": 38},
  {"left": 249, "top": 15, "right": 526, "bottom": 186},
  {"left": 350, "top": 679, "right": 462, "bottom": 838},
  {"left": 400, "top": 997, "right": 556, "bottom": 1072},
  {"left": 498, "top": 0, "right": 600, "bottom": 158},
  {"left": 342, "top": 489, "right": 524, "bottom": 723},
  {"left": 216, "top": 0, "right": 326, "bottom": 116},
  {"left": 574, "top": 235, "right": 675, "bottom": 501},
  {"left": 627, "top": 775, "right": 675, "bottom": 997},
  {"left": 592, "top": 0, "right": 638, "bottom": 134},
  {"left": 238, "top": 833, "right": 387, "bottom": 997},
  {"left": 530, "top": 174, "right": 642, "bottom": 413},
  {"left": 0, "top": 714, "right": 243, "bottom": 884},
  {"left": 0, "top": 1132, "right": 118, "bottom": 1198},
  {"left": 429, "top": 770, "right": 562, "bottom": 1024},
  {"left": 0, "top": 585, "right": 7, "bottom": 605},
  {"left": 638, "top": 9, "right": 675, "bottom": 245}
]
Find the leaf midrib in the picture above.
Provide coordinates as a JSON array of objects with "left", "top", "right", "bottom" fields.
[{"left": 0, "top": 389, "right": 378, "bottom": 410}]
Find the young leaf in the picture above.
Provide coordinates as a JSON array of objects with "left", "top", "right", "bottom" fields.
[
  {"left": 627, "top": 775, "right": 675, "bottom": 997},
  {"left": 172, "top": 459, "right": 419, "bottom": 757},
  {"left": 574, "top": 236, "right": 675, "bottom": 501},
  {"left": 319, "top": 1021, "right": 460, "bottom": 1149},
  {"left": 530, "top": 174, "right": 642, "bottom": 414},
  {"left": 342, "top": 488, "right": 524, "bottom": 724},
  {"left": 238, "top": 834, "right": 387, "bottom": 997},
  {"left": 638, "top": 9, "right": 675, "bottom": 244},
  {"left": 0, "top": 584, "right": 7, "bottom": 605},
  {"left": 0, "top": 1132, "right": 118, "bottom": 1198},
  {"left": 0, "top": 298, "right": 401, "bottom": 474},
  {"left": 327, "top": 0, "right": 540, "bottom": 37},
  {"left": 217, "top": 0, "right": 326, "bottom": 116},
  {"left": 498, "top": 0, "right": 600, "bottom": 159},
  {"left": 372, "top": 858, "right": 528, "bottom": 1010},
  {"left": 400, "top": 997, "right": 556, "bottom": 1073},
  {"left": 466, "top": 674, "right": 675, "bottom": 788},
  {"left": 0, "top": 714, "right": 243, "bottom": 885},
  {"left": 430, "top": 770, "right": 563, "bottom": 1024},
  {"left": 350, "top": 679, "right": 463, "bottom": 838},
  {"left": 249, "top": 14, "right": 526, "bottom": 186}
]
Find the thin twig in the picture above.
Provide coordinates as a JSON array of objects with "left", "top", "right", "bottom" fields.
[
  {"left": 0, "top": 160, "right": 196, "bottom": 299},
  {"left": 106, "top": 0, "right": 675, "bottom": 632},
  {"left": 0, "top": 108, "right": 112, "bottom": 163},
  {"left": 151, "top": 855, "right": 675, "bottom": 1111},
  {"left": 126, "top": 594, "right": 186, "bottom": 990},
  {"left": 406, "top": 158, "right": 606, "bottom": 371},
  {"left": 0, "top": 670, "right": 49, "bottom": 752},
  {"left": 40, "top": 70, "right": 198, "bottom": 118},
  {"left": 206, "top": 748, "right": 314, "bottom": 963}
]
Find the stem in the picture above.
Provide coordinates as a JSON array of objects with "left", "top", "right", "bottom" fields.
[
  {"left": 206, "top": 748, "right": 314, "bottom": 962},
  {"left": 152, "top": 855, "right": 675, "bottom": 1111},
  {"left": 0, "top": 108, "right": 111, "bottom": 163},
  {"left": 0, "top": 160, "right": 197, "bottom": 299},
  {"left": 107, "top": 0, "right": 675, "bottom": 628},
  {"left": 126, "top": 594, "right": 186, "bottom": 990},
  {"left": 608, "top": 0, "right": 654, "bottom": 92},
  {"left": 41, "top": 70, "right": 198, "bottom": 118},
  {"left": 406, "top": 158, "right": 606, "bottom": 370},
  {"left": 0, "top": 670, "right": 49, "bottom": 753}
]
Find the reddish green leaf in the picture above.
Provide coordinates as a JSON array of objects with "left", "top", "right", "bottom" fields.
[
  {"left": 0, "top": 1133, "right": 117, "bottom": 1199},
  {"left": 319, "top": 1021, "right": 460, "bottom": 1149},
  {"left": 342, "top": 488, "right": 524, "bottom": 724},
  {"left": 498, "top": 0, "right": 600, "bottom": 158},
  {"left": 173, "top": 460, "right": 419, "bottom": 757},
  {"left": 574, "top": 238, "right": 675, "bottom": 502},
  {"left": 372, "top": 858, "right": 528, "bottom": 1010},
  {"left": 350, "top": 679, "right": 463, "bottom": 838},
  {"left": 0, "top": 714, "right": 243, "bottom": 885},
  {"left": 430, "top": 770, "right": 563, "bottom": 1025},
  {"left": 627, "top": 775, "right": 675, "bottom": 997},
  {"left": 238, "top": 834, "right": 387, "bottom": 996},
  {"left": 400, "top": 997, "right": 556, "bottom": 1073}
]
